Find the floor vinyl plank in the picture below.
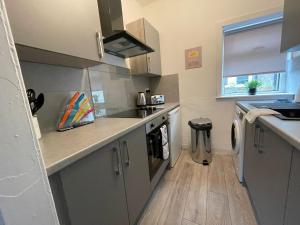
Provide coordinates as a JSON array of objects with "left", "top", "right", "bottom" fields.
[
  {"left": 157, "top": 162, "right": 194, "bottom": 225},
  {"left": 138, "top": 152, "right": 257, "bottom": 225},
  {"left": 183, "top": 162, "right": 208, "bottom": 225},
  {"left": 222, "top": 155, "right": 258, "bottom": 225},
  {"left": 207, "top": 155, "right": 227, "bottom": 194},
  {"left": 137, "top": 177, "right": 174, "bottom": 225},
  {"left": 182, "top": 218, "right": 200, "bottom": 225},
  {"left": 206, "top": 191, "right": 231, "bottom": 225},
  {"left": 164, "top": 150, "right": 189, "bottom": 182}
]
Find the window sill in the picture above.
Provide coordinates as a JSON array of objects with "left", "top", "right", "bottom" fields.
[{"left": 216, "top": 93, "right": 295, "bottom": 101}]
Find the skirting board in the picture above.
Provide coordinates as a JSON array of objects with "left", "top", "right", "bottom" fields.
[{"left": 181, "top": 145, "right": 232, "bottom": 155}]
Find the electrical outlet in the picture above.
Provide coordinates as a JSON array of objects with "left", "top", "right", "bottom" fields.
[
  {"left": 92, "top": 90, "right": 105, "bottom": 104},
  {"left": 0, "top": 209, "right": 5, "bottom": 225}
]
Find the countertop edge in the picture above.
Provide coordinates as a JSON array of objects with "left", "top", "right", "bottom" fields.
[
  {"left": 45, "top": 103, "right": 180, "bottom": 176},
  {"left": 237, "top": 101, "right": 300, "bottom": 150}
]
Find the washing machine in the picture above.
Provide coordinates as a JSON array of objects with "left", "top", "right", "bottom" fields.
[{"left": 231, "top": 106, "right": 247, "bottom": 182}]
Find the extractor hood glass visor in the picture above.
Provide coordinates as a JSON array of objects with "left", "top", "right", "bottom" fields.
[{"left": 103, "top": 30, "right": 154, "bottom": 58}]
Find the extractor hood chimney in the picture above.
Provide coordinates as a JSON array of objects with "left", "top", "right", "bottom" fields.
[{"left": 97, "top": 0, "right": 154, "bottom": 58}]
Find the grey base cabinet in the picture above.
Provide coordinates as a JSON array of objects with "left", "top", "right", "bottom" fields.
[
  {"left": 120, "top": 126, "right": 151, "bottom": 225},
  {"left": 284, "top": 150, "right": 300, "bottom": 225},
  {"left": 59, "top": 141, "right": 129, "bottom": 225},
  {"left": 49, "top": 126, "right": 150, "bottom": 225},
  {"left": 244, "top": 121, "right": 292, "bottom": 225}
]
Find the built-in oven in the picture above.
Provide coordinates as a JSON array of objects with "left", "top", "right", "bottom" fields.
[{"left": 146, "top": 113, "right": 168, "bottom": 181}]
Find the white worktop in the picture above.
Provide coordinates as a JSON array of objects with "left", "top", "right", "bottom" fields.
[
  {"left": 237, "top": 101, "right": 300, "bottom": 151},
  {"left": 39, "top": 103, "right": 179, "bottom": 175}
]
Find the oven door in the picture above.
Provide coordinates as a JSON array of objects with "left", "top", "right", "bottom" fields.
[{"left": 147, "top": 129, "right": 164, "bottom": 180}]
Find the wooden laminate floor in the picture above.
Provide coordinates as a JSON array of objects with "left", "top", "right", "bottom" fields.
[{"left": 138, "top": 150, "right": 258, "bottom": 225}]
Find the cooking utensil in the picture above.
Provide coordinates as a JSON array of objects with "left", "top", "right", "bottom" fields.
[
  {"left": 65, "top": 93, "right": 85, "bottom": 124},
  {"left": 27, "top": 89, "right": 36, "bottom": 102},
  {"left": 26, "top": 89, "right": 45, "bottom": 115},
  {"left": 27, "top": 89, "right": 36, "bottom": 113},
  {"left": 81, "top": 108, "right": 94, "bottom": 121},
  {"left": 74, "top": 93, "right": 85, "bottom": 107},
  {"left": 72, "top": 97, "right": 92, "bottom": 123},
  {"left": 58, "top": 92, "right": 80, "bottom": 128},
  {"left": 74, "top": 106, "right": 91, "bottom": 123},
  {"left": 69, "top": 91, "right": 81, "bottom": 107},
  {"left": 32, "top": 93, "right": 44, "bottom": 115},
  {"left": 59, "top": 92, "right": 84, "bottom": 128}
]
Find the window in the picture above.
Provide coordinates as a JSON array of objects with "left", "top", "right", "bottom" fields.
[
  {"left": 223, "top": 72, "right": 285, "bottom": 95},
  {"left": 221, "top": 13, "right": 287, "bottom": 96}
]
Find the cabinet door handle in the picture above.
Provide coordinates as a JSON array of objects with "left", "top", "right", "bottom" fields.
[
  {"left": 257, "top": 128, "right": 264, "bottom": 154},
  {"left": 113, "top": 147, "right": 121, "bottom": 175},
  {"left": 253, "top": 124, "right": 259, "bottom": 148},
  {"left": 147, "top": 56, "right": 151, "bottom": 72},
  {"left": 96, "top": 32, "right": 104, "bottom": 59},
  {"left": 123, "top": 141, "right": 130, "bottom": 166}
]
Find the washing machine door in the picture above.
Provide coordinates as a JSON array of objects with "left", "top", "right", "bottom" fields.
[{"left": 231, "top": 119, "right": 241, "bottom": 154}]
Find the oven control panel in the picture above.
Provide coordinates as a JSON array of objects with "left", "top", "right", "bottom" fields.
[{"left": 146, "top": 113, "right": 168, "bottom": 134}]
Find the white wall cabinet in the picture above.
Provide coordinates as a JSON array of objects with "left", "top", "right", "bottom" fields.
[{"left": 5, "top": 0, "right": 104, "bottom": 68}]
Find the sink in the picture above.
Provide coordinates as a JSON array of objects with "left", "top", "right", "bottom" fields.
[{"left": 250, "top": 102, "right": 300, "bottom": 120}]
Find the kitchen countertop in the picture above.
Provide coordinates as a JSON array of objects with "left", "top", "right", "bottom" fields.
[
  {"left": 39, "top": 103, "right": 180, "bottom": 176},
  {"left": 237, "top": 101, "right": 300, "bottom": 151}
]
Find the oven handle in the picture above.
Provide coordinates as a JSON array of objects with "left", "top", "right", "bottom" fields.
[{"left": 146, "top": 121, "right": 169, "bottom": 135}]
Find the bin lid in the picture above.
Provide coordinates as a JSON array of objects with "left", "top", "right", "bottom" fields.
[{"left": 188, "top": 118, "right": 212, "bottom": 130}]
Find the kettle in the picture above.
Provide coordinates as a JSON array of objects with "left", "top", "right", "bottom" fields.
[{"left": 137, "top": 92, "right": 146, "bottom": 107}]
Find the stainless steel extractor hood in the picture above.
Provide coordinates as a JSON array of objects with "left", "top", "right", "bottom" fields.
[{"left": 97, "top": 0, "right": 154, "bottom": 58}]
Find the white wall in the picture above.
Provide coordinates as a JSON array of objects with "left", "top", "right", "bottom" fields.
[
  {"left": 122, "top": 0, "right": 145, "bottom": 24},
  {"left": 0, "top": 1, "right": 59, "bottom": 224},
  {"left": 286, "top": 53, "right": 300, "bottom": 94},
  {"left": 135, "top": 0, "right": 284, "bottom": 152}
]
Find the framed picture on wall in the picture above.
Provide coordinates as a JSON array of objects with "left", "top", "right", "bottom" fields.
[{"left": 185, "top": 47, "right": 202, "bottom": 69}]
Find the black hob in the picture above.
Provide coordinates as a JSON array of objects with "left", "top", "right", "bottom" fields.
[{"left": 106, "top": 107, "right": 163, "bottom": 118}]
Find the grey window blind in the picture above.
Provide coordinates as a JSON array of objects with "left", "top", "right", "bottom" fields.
[{"left": 223, "top": 21, "right": 286, "bottom": 77}]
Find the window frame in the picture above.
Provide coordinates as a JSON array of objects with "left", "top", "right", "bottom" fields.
[{"left": 215, "top": 6, "right": 285, "bottom": 98}]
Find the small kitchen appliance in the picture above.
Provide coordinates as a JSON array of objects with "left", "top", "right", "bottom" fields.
[
  {"left": 98, "top": 0, "right": 154, "bottom": 58},
  {"left": 145, "top": 89, "right": 151, "bottom": 105},
  {"left": 136, "top": 92, "right": 146, "bottom": 107},
  {"left": 150, "top": 95, "right": 165, "bottom": 105}
]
